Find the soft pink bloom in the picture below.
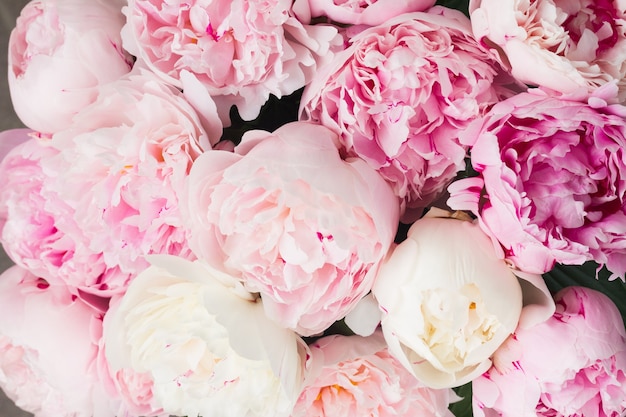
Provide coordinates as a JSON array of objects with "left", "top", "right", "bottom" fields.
[
  {"left": 0, "top": 265, "right": 117, "bottom": 417},
  {"left": 182, "top": 121, "right": 400, "bottom": 336},
  {"left": 469, "top": 0, "right": 626, "bottom": 101},
  {"left": 1, "top": 70, "right": 219, "bottom": 300},
  {"left": 121, "top": 0, "right": 341, "bottom": 123},
  {"left": 35, "top": 70, "right": 219, "bottom": 297},
  {"left": 0, "top": 133, "right": 123, "bottom": 303},
  {"left": 292, "top": 0, "right": 436, "bottom": 26},
  {"left": 299, "top": 7, "right": 509, "bottom": 221},
  {"left": 8, "top": 0, "right": 132, "bottom": 134},
  {"left": 447, "top": 86, "right": 626, "bottom": 279},
  {"left": 473, "top": 286, "right": 626, "bottom": 417},
  {"left": 291, "top": 331, "right": 456, "bottom": 417}
]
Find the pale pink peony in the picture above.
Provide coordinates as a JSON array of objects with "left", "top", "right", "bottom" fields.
[
  {"left": 8, "top": 0, "right": 132, "bottom": 134},
  {"left": 1, "top": 70, "right": 219, "bottom": 300},
  {"left": 291, "top": 331, "right": 456, "bottom": 417},
  {"left": 447, "top": 85, "right": 626, "bottom": 279},
  {"left": 182, "top": 121, "right": 400, "bottom": 336},
  {"left": 299, "top": 7, "right": 509, "bottom": 221},
  {"left": 292, "top": 0, "right": 436, "bottom": 26},
  {"left": 469, "top": 0, "right": 626, "bottom": 101},
  {"left": 0, "top": 265, "right": 117, "bottom": 417},
  {"left": 473, "top": 286, "right": 626, "bottom": 417},
  {"left": 121, "top": 0, "right": 341, "bottom": 123},
  {"left": 0, "top": 133, "right": 124, "bottom": 303},
  {"left": 33, "top": 69, "right": 220, "bottom": 297}
]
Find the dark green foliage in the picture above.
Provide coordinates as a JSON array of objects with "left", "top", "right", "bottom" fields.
[
  {"left": 435, "top": 0, "right": 470, "bottom": 16},
  {"left": 221, "top": 88, "right": 303, "bottom": 145},
  {"left": 449, "top": 382, "right": 473, "bottom": 417}
]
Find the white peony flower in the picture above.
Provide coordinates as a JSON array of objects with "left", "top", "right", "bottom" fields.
[
  {"left": 102, "top": 255, "right": 307, "bottom": 417},
  {"left": 372, "top": 208, "right": 554, "bottom": 389}
]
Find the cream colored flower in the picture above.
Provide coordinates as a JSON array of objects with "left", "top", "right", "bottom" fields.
[
  {"left": 103, "top": 255, "right": 307, "bottom": 417},
  {"left": 372, "top": 209, "right": 553, "bottom": 388}
]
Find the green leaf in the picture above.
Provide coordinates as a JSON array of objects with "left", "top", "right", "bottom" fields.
[
  {"left": 543, "top": 262, "right": 626, "bottom": 328},
  {"left": 449, "top": 382, "right": 473, "bottom": 417},
  {"left": 435, "top": 0, "right": 470, "bottom": 16}
]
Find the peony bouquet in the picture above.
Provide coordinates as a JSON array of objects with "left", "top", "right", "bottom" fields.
[{"left": 1, "top": 0, "right": 626, "bottom": 416}]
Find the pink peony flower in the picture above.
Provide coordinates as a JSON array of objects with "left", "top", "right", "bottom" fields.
[
  {"left": 182, "top": 121, "right": 400, "bottom": 336},
  {"left": 0, "top": 265, "right": 117, "bottom": 417},
  {"left": 8, "top": 0, "right": 132, "bottom": 134},
  {"left": 291, "top": 331, "right": 456, "bottom": 417},
  {"left": 292, "top": 0, "right": 436, "bottom": 26},
  {"left": 447, "top": 86, "right": 626, "bottom": 279},
  {"left": 0, "top": 70, "right": 220, "bottom": 300},
  {"left": 473, "top": 286, "right": 626, "bottom": 417},
  {"left": 36, "top": 69, "right": 220, "bottom": 296},
  {"left": 0, "top": 133, "right": 124, "bottom": 302},
  {"left": 299, "top": 7, "right": 509, "bottom": 221},
  {"left": 469, "top": 0, "right": 626, "bottom": 101},
  {"left": 121, "top": 0, "right": 341, "bottom": 123}
]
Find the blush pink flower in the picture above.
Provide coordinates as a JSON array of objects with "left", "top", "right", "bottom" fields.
[
  {"left": 292, "top": 0, "right": 436, "bottom": 26},
  {"left": 182, "top": 121, "right": 400, "bottom": 336},
  {"left": 121, "top": 0, "right": 341, "bottom": 123},
  {"left": 469, "top": 0, "right": 626, "bottom": 101},
  {"left": 8, "top": 0, "right": 132, "bottom": 134},
  {"left": 34, "top": 70, "right": 220, "bottom": 297},
  {"left": 291, "top": 331, "right": 456, "bottom": 417},
  {"left": 299, "top": 7, "right": 509, "bottom": 221},
  {"left": 0, "top": 70, "right": 219, "bottom": 300},
  {"left": 447, "top": 85, "right": 626, "bottom": 279},
  {"left": 0, "top": 265, "right": 117, "bottom": 417},
  {"left": 0, "top": 132, "right": 125, "bottom": 302},
  {"left": 473, "top": 286, "right": 626, "bottom": 417}
]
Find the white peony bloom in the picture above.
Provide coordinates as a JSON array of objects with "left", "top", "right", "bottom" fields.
[
  {"left": 102, "top": 255, "right": 307, "bottom": 417},
  {"left": 372, "top": 208, "right": 554, "bottom": 389}
]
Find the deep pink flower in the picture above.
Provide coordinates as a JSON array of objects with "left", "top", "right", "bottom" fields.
[
  {"left": 473, "top": 286, "right": 626, "bottom": 417},
  {"left": 300, "top": 7, "right": 510, "bottom": 221},
  {"left": 470, "top": 0, "right": 626, "bottom": 101},
  {"left": 448, "top": 85, "right": 626, "bottom": 279}
]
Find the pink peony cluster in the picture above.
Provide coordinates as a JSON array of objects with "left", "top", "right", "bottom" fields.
[
  {"left": 473, "top": 286, "right": 626, "bottom": 417},
  {"left": 300, "top": 6, "right": 511, "bottom": 220},
  {"left": 448, "top": 85, "right": 626, "bottom": 279},
  {"left": 1, "top": 0, "right": 626, "bottom": 416}
]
